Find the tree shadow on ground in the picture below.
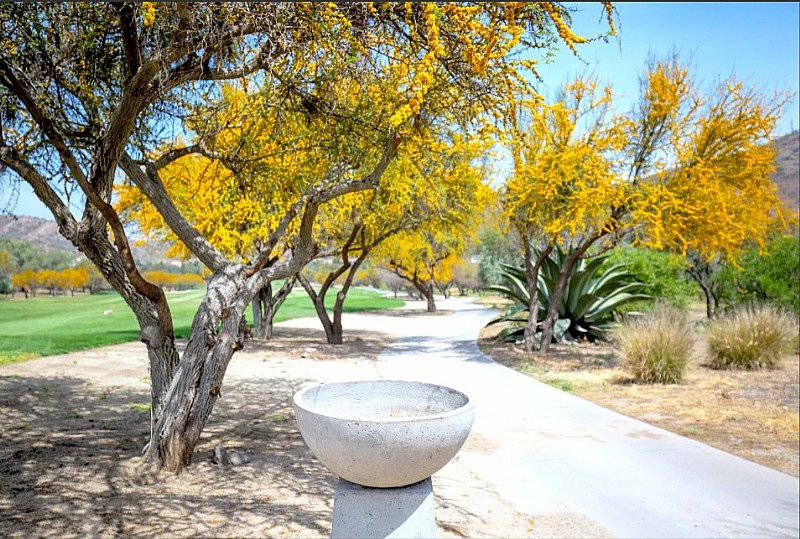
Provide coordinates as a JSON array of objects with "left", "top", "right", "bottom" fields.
[
  {"left": 0, "top": 373, "right": 337, "bottom": 537},
  {"left": 251, "top": 326, "right": 390, "bottom": 361}
]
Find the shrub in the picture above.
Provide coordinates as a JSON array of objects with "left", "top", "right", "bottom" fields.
[
  {"left": 486, "top": 246, "right": 651, "bottom": 344},
  {"left": 606, "top": 247, "right": 698, "bottom": 311},
  {"left": 614, "top": 304, "right": 694, "bottom": 384},
  {"left": 706, "top": 303, "right": 798, "bottom": 370},
  {"left": 734, "top": 234, "right": 800, "bottom": 315}
]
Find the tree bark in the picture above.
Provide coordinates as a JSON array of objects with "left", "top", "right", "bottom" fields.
[
  {"left": 416, "top": 278, "right": 437, "bottom": 313},
  {"left": 522, "top": 241, "right": 553, "bottom": 353},
  {"left": 295, "top": 223, "right": 381, "bottom": 345},
  {"left": 297, "top": 272, "right": 346, "bottom": 345},
  {"left": 251, "top": 277, "right": 296, "bottom": 339},
  {"left": 393, "top": 270, "right": 437, "bottom": 312},
  {"left": 141, "top": 264, "right": 251, "bottom": 471},
  {"left": 539, "top": 239, "right": 598, "bottom": 353},
  {"left": 329, "top": 251, "right": 370, "bottom": 343},
  {"left": 685, "top": 261, "right": 720, "bottom": 319}
]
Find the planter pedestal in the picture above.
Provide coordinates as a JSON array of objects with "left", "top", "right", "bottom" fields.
[
  {"left": 332, "top": 478, "right": 435, "bottom": 539},
  {"left": 293, "top": 380, "right": 475, "bottom": 539}
]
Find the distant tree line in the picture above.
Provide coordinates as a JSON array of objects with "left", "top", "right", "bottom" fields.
[{"left": 0, "top": 237, "right": 205, "bottom": 297}]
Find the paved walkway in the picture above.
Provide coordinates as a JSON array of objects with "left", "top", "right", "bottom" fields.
[{"left": 336, "top": 296, "right": 799, "bottom": 538}]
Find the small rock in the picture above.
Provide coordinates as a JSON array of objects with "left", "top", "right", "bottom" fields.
[
  {"left": 212, "top": 443, "right": 250, "bottom": 466},
  {"left": 228, "top": 452, "right": 251, "bottom": 466},
  {"left": 212, "top": 443, "right": 228, "bottom": 465}
]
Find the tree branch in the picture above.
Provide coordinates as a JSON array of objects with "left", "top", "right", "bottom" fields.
[
  {"left": 114, "top": 2, "right": 142, "bottom": 78},
  {"left": 245, "top": 132, "right": 402, "bottom": 277},
  {"left": 0, "top": 145, "right": 77, "bottom": 237},
  {"left": 120, "top": 151, "right": 228, "bottom": 272},
  {"left": 0, "top": 56, "right": 89, "bottom": 187}
]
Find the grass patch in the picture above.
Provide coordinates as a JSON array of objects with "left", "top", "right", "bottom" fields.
[
  {"left": 131, "top": 403, "right": 152, "bottom": 412},
  {"left": 0, "top": 286, "right": 402, "bottom": 364},
  {"left": 541, "top": 377, "right": 575, "bottom": 392}
]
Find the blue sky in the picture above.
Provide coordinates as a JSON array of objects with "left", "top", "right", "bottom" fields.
[
  {"left": 535, "top": 2, "right": 799, "bottom": 134},
  {"left": 6, "top": 2, "right": 800, "bottom": 221}
]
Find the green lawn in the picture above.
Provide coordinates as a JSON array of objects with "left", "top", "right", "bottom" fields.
[{"left": 0, "top": 286, "right": 403, "bottom": 364}]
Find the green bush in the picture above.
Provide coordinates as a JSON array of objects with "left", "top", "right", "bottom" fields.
[
  {"left": 614, "top": 303, "right": 693, "bottom": 384},
  {"left": 706, "top": 303, "right": 798, "bottom": 370},
  {"left": 733, "top": 234, "right": 799, "bottom": 315},
  {"left": 606, "top": 247, "right": 698, "bottom": 310}
]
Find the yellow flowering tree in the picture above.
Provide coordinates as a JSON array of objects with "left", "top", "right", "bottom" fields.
[
  {"left": 1, "top": 2, "right": 614, "bottom": 472},
  {"left": 503, "top": 57, "right": 790, "bottom": 352},
  {"left": 504, "top": 75, "right": 628, "bottom": 351},
  {"left": 373, "top": 125, "right": 493, "bottom": 312}
]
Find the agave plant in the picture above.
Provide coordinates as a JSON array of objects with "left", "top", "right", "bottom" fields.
[{"left": 486, "top": 246, "right": 651, "bottom": 344}]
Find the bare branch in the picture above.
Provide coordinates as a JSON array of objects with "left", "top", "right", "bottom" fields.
[
  {"left": 114, "top": 2, "right": 142, "bottom": 78},
  {"left": 120, "top": 151, "right": 228, "bottom": 272},
  {"left": 246, "top": 132, "right": 402, "bottom": 277},
  {"left": 0, "top": 145, "right": 77, "bottom": 235},
  {"left": 149, "top": 144, "right": 202, "bottom": 170},
  {"left": 0, "top": 56, "right": 89, "bottom": 186}
]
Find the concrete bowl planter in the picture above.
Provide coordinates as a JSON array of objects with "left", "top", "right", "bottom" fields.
[{"left": 292, "top": 379, "right": 476, "bottom": 488}]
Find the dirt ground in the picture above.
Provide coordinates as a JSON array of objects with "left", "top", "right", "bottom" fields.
[
  {"left": 0, "top": 324, "right": 543, "bottom": 539},
  {"left": 2, "top": 304, "right": 797, "bottom": 538},
  {"left": 477, "top": 311, "right": 800, "bottom": 479}
]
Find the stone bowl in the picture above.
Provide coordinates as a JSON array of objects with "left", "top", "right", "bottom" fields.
[{"left": 292, "top": 379, "right": 476, "bottom": 488}]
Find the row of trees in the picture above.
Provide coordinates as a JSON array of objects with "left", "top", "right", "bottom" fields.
[
  {"left": 499, "top": 57, "right": 794, "bottom": 352},
  {"left": 2, "top": 2, "right": 791, "bottom": 475},
  {"left": 0, "top": 238, "right": 79, "bottom": 294},
  {"left": 0, "top": 241, "right": 206, "bottom": 296},
  {"left": 10, "top": 267, "right": 90, "bottom": 297},
  {"left": 0, "top": 238, "right": 77, "bottom": 272},
  {"left": 0, "top": 2, "right": 615, "bottom": 472},
  {"left": 142, "top": 271, "right": 205, "bottom": 291}
]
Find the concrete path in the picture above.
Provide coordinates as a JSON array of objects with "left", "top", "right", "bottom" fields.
[{"left": 340, "top": 296, "right": 799, "bottom": 538}]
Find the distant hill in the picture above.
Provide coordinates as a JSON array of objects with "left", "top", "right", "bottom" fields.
[
  {"left": 0, "top": 215, "right": 79, "bottom": 256},
  {"left": 772, "top": 131, "right": 799, "bottom": 211},
  {"left": 0, "top": 214, "right": 173, "bottom": 265}
]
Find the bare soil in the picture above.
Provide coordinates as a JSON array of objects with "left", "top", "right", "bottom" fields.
[
  {"left": 477, "top": 309, "right": 800, "bottom": 478},
  {"left": 0, "top": 324, "right": 539, "bottom": 539}
]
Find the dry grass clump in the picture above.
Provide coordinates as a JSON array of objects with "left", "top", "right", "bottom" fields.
[
  {"left": 614, "top": 304, "right": 694, "bottom": 384},
  {"left": 706, "top": 304, "right": 799, "bottom": 370}
]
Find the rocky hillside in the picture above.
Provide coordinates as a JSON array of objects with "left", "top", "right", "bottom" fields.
[
  {"left": 772, "top": 131, "right": 799, "bottom": 211},
  {"left": 0, "top": 215, "right": 78, "bottom": 255},
  {"left": 0, "top": 215, "right": 172, "bottom": 265}
]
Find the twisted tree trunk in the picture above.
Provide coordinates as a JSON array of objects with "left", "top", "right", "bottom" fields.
[
  {"left": 522, "top": 242, "right": 553, "bottom": 353},
  {"left": 539, "top": 238, "right": 598, "bottom": 353},
  {"left": 251, "top": 276, "right": 296, "bottom": 339}
]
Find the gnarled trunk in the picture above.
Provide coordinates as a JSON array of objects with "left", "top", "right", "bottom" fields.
[
  {"left": 296, "top": 224, "right": 376, "bottom": 345},
  {"left": 142, "top": 265, "right": 249, "bottom": 471},
  {"left": 297, "top": 273, "right": 345, "bottom": 345},
  {"left": 416, "top": 278, "right": 437, "bottom": 313},
  {"left": 539, "top": 239, "right": 597, "bottom": 353},
  {"left": 522, "top": 242, "right": 552, "bottom": 353}
]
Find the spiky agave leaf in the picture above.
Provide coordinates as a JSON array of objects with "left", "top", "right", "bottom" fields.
[{"left": 485, "top": 244, "right": 653, "bottom": 344}]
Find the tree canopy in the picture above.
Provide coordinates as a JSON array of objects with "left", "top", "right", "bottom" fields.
[
  {"left": 501, "top": 57, "right": 791, "bottom": 351},
  {"left": 0, "top": 2, "right": 615, "bottom": 472}
]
